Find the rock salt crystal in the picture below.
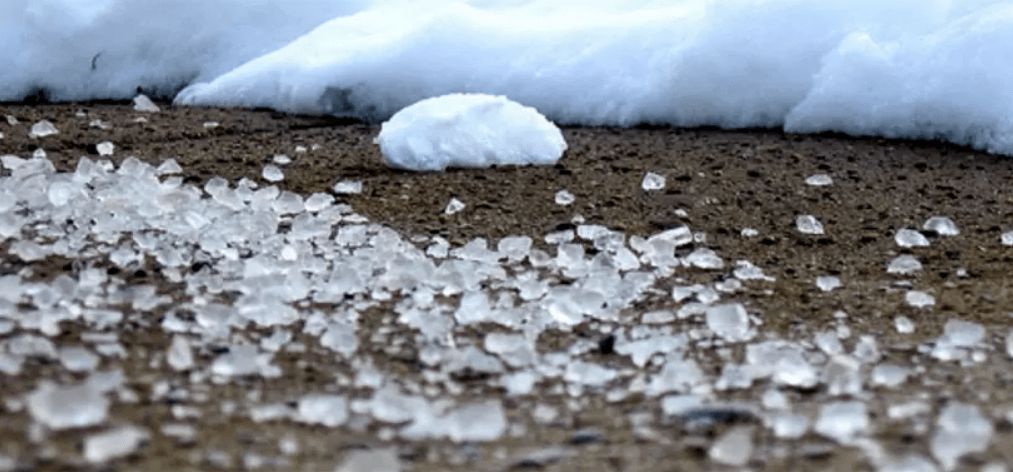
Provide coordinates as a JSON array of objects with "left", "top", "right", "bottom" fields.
[
  {"left": 132, "top": 94, "right": 161, "bottom": 112},
  {"left": 26, "top": 381, "right": 109, "bottom": 429},
  {"left": 887, "top": 255, "right": 922, "bottom": 275},
  {"left": 930, "top": 403, "right": 993, "bottom": 470},
  {"left": 796, "top": 215, "right": 824, "bottom": 235},
  {"left": 895, "top": 228, "right": 929, "bottom": 248},
  {"left": 805, "top": 174, "right": 833, "bottom": 186},
  {"left": 641, "top": 172, "right": 665, "bottom": 191},
  {"left": 555, "top": 190, "right": 575, "bottom": 205},
  {"left": 815, "top": 401, "right": 867, "bottom": 443},
  {"left": 84, "top": 426, "right": 148, "bottom": 463},
  {"left": 923, "top": 216, "right": 958, "bottom": 236},
  {"left": 905, "top": 290, "right": 935, "bottom": 308},
  {"left": 444, "top": 197, "right": 465, "bottom": 215},
  {"left": 29, "top": 120, "right": 58, "bottom": 138},
  {"left": 709, "top": 426, "right": 753, "bottom": 467}
]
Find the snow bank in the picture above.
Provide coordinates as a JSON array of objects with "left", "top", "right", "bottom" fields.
[
  {"left": 0, "top": 0, "right": 369, "bottom": 101},
  {"left": 5, "top": 0, "right": 1013, "bottom": 155},
  {"left": 375, "top": 94, "right": 566, "bottom": 171}
]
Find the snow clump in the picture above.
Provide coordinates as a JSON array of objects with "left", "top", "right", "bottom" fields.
[{"left": 375, "top": 94, "right": 566, "bottom": 171}]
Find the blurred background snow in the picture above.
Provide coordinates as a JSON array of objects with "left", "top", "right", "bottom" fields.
[{"left": 4, "top": 0, "right": 1013, "bottom": 154}]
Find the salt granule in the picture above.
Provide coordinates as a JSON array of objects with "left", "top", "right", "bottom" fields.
[
  {"left": 444, "top": 197, "right": 465, "bottom": 215},
  {"left": 641, "top": 172, "right": 666, "bottom": 191},
  {"left": 132, "top": 94, "right": 160, "bottom": 112},
  {"left": 685, "top": 248, "right": 724, "bottom": 269},
  {"left": 814, "top": 401, "right": 867, "bottom": 443},
  {"left": 795, "top": 215, "right": 824, "bottom": 235},
  {"left": 335, "top": 449, "right": 400, "bottom": 472},
  {"left": 894, "top": 316, "right": 915, "bottom": 334},
  {"left": 905, "top": 290, "right": 935, "bottom": 308},
  {"left": 923, "top": 216, "right": 959, "bottom": 236},
  {"left": 96, "top": 141, "right": 115, "bottom": 156},
  {"left": 709, "top": 426, "right": 753, "bottom": 466},
  {"left": 296, "top": 394, "right": 348, "bottom": 427},
  {"left": 333, "top": 180, "right": 363, "bottom": 194},
  {"left": 805, "top": 174, "right": 833, "bottom": 186},
  {"left": 29, "top": 120, "right": 58, "bottom": 138},
  {"left": 816, "top": 276, "right": 841, "bottom": 291},
  {"left": 26, "top": 381, "right": 109, "bottom": 430},
  {"left": 84, "top": 426, "right": 148, "bottom": 463},
  {"left": 895, "top": 228, "right": 929, "bottom": 248},
  {"left": 930, "top": 403, "right": 993, "bottom": 470},
  {"left": 262, "top": 164, "right": 284, "bottom": 182},
  {"left": 554, "top": 189, "right": 575, "bottom": 205},
  {"left": 886, "top": 255, "right": 922, "bottom": 275},
  {"left": 706, "top": 304, "right": 751, "bottom": 341}
]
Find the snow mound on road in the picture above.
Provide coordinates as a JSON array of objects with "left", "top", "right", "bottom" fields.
[{"left": 375, "top": 94, "right": 566, "bottom": 171}]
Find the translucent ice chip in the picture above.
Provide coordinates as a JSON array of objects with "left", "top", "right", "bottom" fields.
[
  {"left": 58, "top": 346, "right": 100, "bottom": 372},
  {"left": 132, "top": 94, "right": 160, "bottom": 112},
  {"left": 816, "top": 276, "right": 841, "bottom": 292},
  {"left": 272, "top": 154, "right": 291, "bottom": 165},
  {"left": 768, "top": 412, "right": 809, "bottom": 438},
  {"left": 47, "top": 181, "right": 80, "bottom": 207},
  {"left": 895, "top": 228, "right": 929, "bottom": 248},
  {"left": 894, "top": 316, "right": 915, "bottom": 334},
  {"left": 304, "top": 193, "right": 335, "bottom": 212},
  {"left": 166, "top": 335, "right": 194, "bottom": 371},
  {"left": 931, "top": 403, "right": 993, "bottom": 471},
  {"left": 1007, "top": 330, "right": 1013, "bottom": 359},
  {"left": 296, "top": 394, "right": 348, "bottom": 427},
  {"left": 497, "top": 236, "right": 532, "bottom": 262},
  {"left": 84, "top": 426, "right": 148, "bottom": 463},
  {"left": 29, "top": 120, "right": 58, "bottom": 138},
  {"left": 741, "top": 228, "right": 759, "bottom": 237},
  {"left": 706, "top": 303, "right": 751, "bottom": 341},
  {"left": 886, "top": 255, "right": 922, "bottom": 275},
  {"left": 732, "top": 261, "right": 774, "bottom": 281},
  {"left": 401, "top": 400, "right": 507, "bottom": 443},
  {"left": 96, "top": 141, "right": 114, "bottom": 156},
  {"left": 815, "top": 401, "right": 867, "bottom": 443},
  {"left": 555, "top": 190, "right": 575, "bottom": 205},
  {"left": 335, "top": 449, "right": 400, "bottom": 472},
  {"left": 156, "top": 159, "right": 182, "bottom": 175},
  {"left": 26, "top": 381, "right": 109, "bottom": 429},
  {"left": 262, "top": 164, "right": 284, "bottom": 182},
  {"left": 660, "top": 394, "right": 705, "bottom": 417},
  {"left": 5, "top": 115, "right": 16, "bottom": 125},
  {"left": 938, "top": 319, "right": 985, "bottom": 348},
  {"left": 641, "top": 172, "right": 666, "bottom": 191},
  {"left": 564, "top": 361, "right": 617, "bottom": 387},
  {"left": 870, "top": 364, "right": 909, "bottom": 388},
  {"left": 444, "top": 197, "right": 465, "bottom": 215},
  {"left": 905, "top": 290, "right": 935, "bottom": 308},
  {"left": 333, "top": 180, "right": 363, "bottom": 194},
  {"left": 89, "top": 119, "right": 112, "bottom": 129},
  {"left": 709, "top": 426, "right": 753, "bottom": 467},
  {"left": 879, "top": 455, "right": 938, "bottom": 472},
  {"left": 1002, "top": 231, "right": 1013, "bottom": 246},
  {"left": 796, "top": 215, "right": 824, "bottom": 235},
  {"left": 923, "top": 216, "right": 959, "bottom": 236},
  {"left": 203, "top": 121, "right": 219, "bottom": 129},
  {"left": 805, "top": 174, "right": 833, "bottom": 186},
  {"left": 685, "top": 248, "right": 724, "bottom": 269}
]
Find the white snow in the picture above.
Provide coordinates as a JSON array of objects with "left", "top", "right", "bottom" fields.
[
  {"left": 375, "top": 94, "right": 566, "bottom": 171},
  {"left": 2, "top": 1, "right": 1012, "bottom": 155}
]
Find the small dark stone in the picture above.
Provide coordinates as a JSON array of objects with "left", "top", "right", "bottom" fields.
[
  {"left": 597, "top": 334, "right": 616, "bottom": 355},
  {"left": 569, "top": 429, "right": 604, "bottom": 445}
]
